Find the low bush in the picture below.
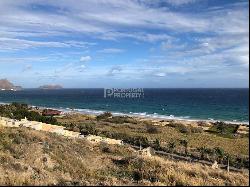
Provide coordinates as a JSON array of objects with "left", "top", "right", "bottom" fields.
[
  {"left": 169, "top": 122, "right": 203, "bottom": 134},
  {"left": 112, "top": 157, "right": 133, "bottom": 166},
  {"left": 104, "top": 115, "right": 138, "bottom": 124},
  {"left": 169, "top": 122, "right": 189, "bottom": 133},
  {"left": 79, "top": 124, "right": 98, "bottom": 135},
  {"left": 210, "top": 121, "right": 238, "bottom": 135},
  {"left": 101, "top": 146, "right": 112, "bottom": 153},
  {"left": 96, "top": 112, "right": 112, "bottom": 121},
  {"left": 146, "top": 124, "right": 159, "bottom": 134},
  {"left": 178, "top": 125, "right": 191, "bottom": 134},
  {"left": 190, "top": 127, "right": 203, "bottom": 133}
]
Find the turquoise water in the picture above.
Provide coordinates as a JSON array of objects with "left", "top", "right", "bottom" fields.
[{"left": 0, "top": 88, "right": 248, "bottom": 123}]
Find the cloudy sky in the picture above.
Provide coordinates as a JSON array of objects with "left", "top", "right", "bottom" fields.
[{"left": 0, "top": 0, "right": 249, "bottom": 88}]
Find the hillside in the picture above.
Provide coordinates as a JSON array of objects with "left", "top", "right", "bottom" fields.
[
  {"left": 0, "top": 79, "right": 22, "bottom": 90},
  {"left": 0, "top": 125, "right": 249, "bottom": 186}
]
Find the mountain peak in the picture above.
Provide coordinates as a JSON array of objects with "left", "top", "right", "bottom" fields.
[{"left": 0, "top": 79, "right": 22, "bottom": 91}]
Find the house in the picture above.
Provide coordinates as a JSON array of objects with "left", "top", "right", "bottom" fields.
[{"left": 42, "top": 109, "right": 61, "bottom": 116}]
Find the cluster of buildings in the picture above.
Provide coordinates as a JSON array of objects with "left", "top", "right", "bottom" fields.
[{"left": 0, "top": 116, "right": 123, "bottom": 145}]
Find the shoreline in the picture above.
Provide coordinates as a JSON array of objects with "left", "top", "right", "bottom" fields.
[
  {"left": 36, "top": 105, "right": 249, "bottom": 125},
  {"left": 65, "top": 109, "right": 249, "bottom": 126},
  {"left": 0, "top": 102, "right": 249, "bottom": 125},
  {"left": 38, "top": 106, "right": 250, "bottom": 126}
]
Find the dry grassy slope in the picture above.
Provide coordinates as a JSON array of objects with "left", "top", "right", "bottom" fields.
[
  {"left": 0, "top": 125, "right": 249, "bottom": 186},
  {"left": 57, "top": 114, "right": 249, "bottom": 156}
]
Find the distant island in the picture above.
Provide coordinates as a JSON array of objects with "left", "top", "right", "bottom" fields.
[
  {"left": 0, "top": 79, "right": 22, "bottom": 91},
  {"left": 38, "top": 84, "right": 63, "bottom": 90}
]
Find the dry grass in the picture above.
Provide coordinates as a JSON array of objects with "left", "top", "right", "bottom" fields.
[
  {"left": 57, "top": 114, "right": 249, "bottom": 156},
  {"left": 141, "top": 157, "right": 249, "bottom": 186},
  {"left": 0, "top": 125, "right": 249, "bottom": 186}
]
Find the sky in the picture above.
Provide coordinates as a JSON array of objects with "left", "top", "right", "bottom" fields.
[{"left": 0, "top": 0, "right": 249, "bottom": 88}]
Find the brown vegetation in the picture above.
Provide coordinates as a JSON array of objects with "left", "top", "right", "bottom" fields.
[
  {"left": 0, "top": 125, "right": 249, "bottom": 186},
  {"left": 58, "top": 114, "right": 249, "bottom": 153}
]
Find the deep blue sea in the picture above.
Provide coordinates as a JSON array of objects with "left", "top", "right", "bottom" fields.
[{"left": 0, "top": 88, "right": 249, "bottom": 123}]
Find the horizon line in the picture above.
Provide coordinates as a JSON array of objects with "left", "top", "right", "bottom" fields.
[{"left": 16, "top": 87, "right": 250, "bottom": 89}]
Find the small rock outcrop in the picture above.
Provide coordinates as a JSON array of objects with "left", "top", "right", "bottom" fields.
[{"left": 38, "top": 84, "right": 63, "bottom": 90}]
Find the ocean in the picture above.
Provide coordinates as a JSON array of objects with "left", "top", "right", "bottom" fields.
[{"left": 0, "top": 88, "right": 249, "bottom": 124}]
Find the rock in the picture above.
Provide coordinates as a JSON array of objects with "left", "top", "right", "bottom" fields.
[
  {"left": 211, "top": 161, "right": 219, "bottom": 169},
  {"left": 138, "top": 147, "right": 155, "bottom": 157},
  {"left": 38, "top": 84, "right": 63, "bottom": 89}
]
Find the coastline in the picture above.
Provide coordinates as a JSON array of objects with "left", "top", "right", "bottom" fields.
[
  {"left": 37, "top": 104, "right": 249, "bottom": 125},
  {"left": 0, "top": 102, "right": 249, "bottom": 125},
  {"left": 61, "top": 108, "right": 250, "bottom": 125},
  {"left": 28, "top": 104, "right": 250, "bottom": 125}
]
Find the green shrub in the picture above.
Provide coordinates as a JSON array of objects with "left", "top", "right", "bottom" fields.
[
  {"left": 169, "top": 122, "right": 203, "bottom": 134},
  {"left": 153, "top": 139, "right": 161, "bottom": 150},
  {"left": 146, "top": 124, "right": 159, "bottom": 134},
  {"left": 103, "top": 115, "right": 138, "bottom": 124},
  {"left": 178, "top": 125, "right": 191, "bottom": 134},
  {"left": 101, "top": 146, "right": 112, "bottom": 153},
  {"left": 169, "top": 122, "right": 190, "bottom": 133},
  {"left": 190, "top": 127, "right": 203, "bottom": 133},
  {"left": 79, "top": 124, "right": 97, "bottom": 135},
  {"left": 0, "top": 135, "right": 12, "bottom": 150},
  {"left": 133, "top": 171, "right": 142, "bottom": 182},
  {"left": 96, "top": 112, "right": 112, "bottom": 120},
  {"left": 210, "top": 121, "right": 238, "bottom": 135}
]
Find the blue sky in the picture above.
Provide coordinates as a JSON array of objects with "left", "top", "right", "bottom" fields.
[{"left": 0, "top": 0, "right": 249, "bottom": 88}]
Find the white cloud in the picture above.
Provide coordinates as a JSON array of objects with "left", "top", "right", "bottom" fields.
[
  {"left": 155, "top": 72, "right": 166, "bottom": 77},
  {"left": 80, "top": 56, "right": 92, "bottom": 62},
  {"left": 0, "top": 0, "right": 248, "bottom": 87},
  {"left": 0, "top": 56, "right": 48, "bottom": 64},
  {"left": 166, "top": 0, "right": 198, "bottom": 6},
  {"left": 98, "top": 48, "right": 125, "bottom": 53},
  {"left": 0, "top": 0, "right": 248, "bottom": 43},
  {"left": 0, "top": 38, "right": 93, "bottom": 51},
  {"left": 98, "top": 32, "right": 172, "bottom": 42},
  {"left": 107, "top": 66, "right": 122, "bottom": 76}
]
